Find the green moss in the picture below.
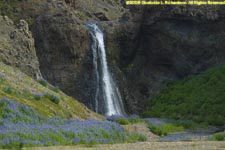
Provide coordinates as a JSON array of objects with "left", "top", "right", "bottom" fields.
[{"left": 143, "top": 64, "right": 225, "bottom": 126}]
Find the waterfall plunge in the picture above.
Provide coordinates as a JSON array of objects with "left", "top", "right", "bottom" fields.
[{"left": 86, "top": 23, "right": 126, "bottom": 116}]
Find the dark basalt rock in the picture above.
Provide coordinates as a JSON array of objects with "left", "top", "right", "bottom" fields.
[{"left": 104, "top": 6, "right": 225, "bottom": 113}]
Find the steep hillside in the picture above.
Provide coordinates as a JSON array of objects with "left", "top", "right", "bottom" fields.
[
  {"left": 143, "top": 64, "right": 225, "bottom": 126},
  {"left": 0, "top": 61, "right": 100, "bottom": 119}
]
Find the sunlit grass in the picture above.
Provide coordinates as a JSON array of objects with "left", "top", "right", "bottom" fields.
[{"left": 0, "top": 62, "right": 101, "bottom": 120}]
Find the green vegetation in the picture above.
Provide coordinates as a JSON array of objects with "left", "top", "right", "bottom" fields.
[
  {"left": 107, "top": 115, "right": 144, "bottom": 125},
  {"left": 44, "top": 93, "right": 60, "bottom": 104},
  {"left": 0, "top": 98, "right": 137, "bottom": 148},
  {"left": 145, "top": 119, "right": 208, "bottom": 136},
  {"left": 38, "top": 78, "right": 48, "bottom": 87},
  {"left": 143, "top": 64, "right": 225, "bottom": 126},
  {"left": 33, "top": 94, "right": 42, "bottom": 101},
  {"left": 116, "top": 118, "right": 129, "bottom": 125},
  {"left": 146, "top": 122, "right": 184, "bottom": 136},
  {"left": 0, "top": 62, "right": 101, "bottom": 120},
  {"left": 126, "top": 133, "right": 147, "bottom": 143},
  {"left": 211, "top": 132, "right": 225, "bottom": 141},
  {"left": 0, "top": 0, "right": 40, "bottom": 26},
  {"left": 50, "top": 86, "right": 60, "bottom": 93}
]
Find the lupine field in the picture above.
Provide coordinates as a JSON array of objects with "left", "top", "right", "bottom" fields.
[{"left": 0, "top": 98, "right": 137, "bottom": 148}]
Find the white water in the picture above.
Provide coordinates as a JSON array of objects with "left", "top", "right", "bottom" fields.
[{"left": 87, "top": 23, "right": 126, "bottom": 116}]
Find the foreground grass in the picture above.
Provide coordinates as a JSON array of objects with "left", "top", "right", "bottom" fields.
[
  {"left": 0, "top": 99, "right": 145, "bottom": 149},
  {"left": 143, "top": 64, "right": 225, "bottom": 126}
]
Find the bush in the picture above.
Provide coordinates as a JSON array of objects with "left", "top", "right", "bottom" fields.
[
  {"left": 38, "top": 78, "right": 48, "bottom": 87},
  {"left": 3, "top": 86, "right": 13, "bottom": 94},
  {"left": 146, "top": 122, "right": 167, "bottom": 136},
  {"left": 212, "top": 133, "right": 225, "bottom": 141},
  {"left": 206, "top": 115, "right": 224, "bottom": 126},
  {"left": 33, "top": 94, "right": 42, "bottom": 101},
  {"left": 116, "top": 118, "right": 129, "bottom": 125},
  {"left": 45, "top": 93, "right": 60, "bottom": 104},
  {"left": 50, "top": 86, "right": 60, "bottom": 93}
]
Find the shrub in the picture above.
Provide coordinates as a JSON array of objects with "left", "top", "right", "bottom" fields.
[
  {"left": 146, "top": 122, "right": 166, "bottom": 136},
  {"left": 116, "top": 118, "right": 129, "bottom": 125},
  {"left": 50, "top": 86, "right": 60, "bottom": 93},
  {"left": 3, "top": 86, "right": 13, "bottom": 94},
  {"left": 38, "top": 78, "right": 48, "bottom": 87},
  {"left": 212, "top": 133, "right": 225, "bottom": 141},
  {"left": 33, "top": 94, "right": 42, "bottom": 101},
  {"left": 45, "top": 93, "right": 60, "bottom": 104},
  {"left": 206, "top": 115, "right": 224, "bottom": 126}
]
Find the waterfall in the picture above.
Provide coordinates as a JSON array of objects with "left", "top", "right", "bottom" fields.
[{"left": 86, "top": 23, "right": 126, "bottom": 116}]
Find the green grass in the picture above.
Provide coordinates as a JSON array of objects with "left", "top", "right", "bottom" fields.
[
  {"left": 146, "top": 122, "right": 184, "bottom": 136},
  {"left": 116, "top": 118, "right": 129, "bottom": 125},
  {"left": 44, "top": 93, "right": 60, "bottom": 104},
  {"left": 125, "top": 133, "right": 147, "bottom": 143},
  {"left": 115, "top": 117, "right": 144, "bottom": 125},
  {"left": 143, "top": 64, "right": 225, "bottom": 126},
  {"left": 145, "top": 119, "right": 208, "bottom": 136},
  {"left": 0, "top": 62, "right": 101, "bottom": 120}
]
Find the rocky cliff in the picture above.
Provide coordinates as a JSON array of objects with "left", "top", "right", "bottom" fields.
[
  {"left": 0, "top": 16, "right": 40, "bottom": 78},
  {"left": 2, "top": 0, "right": 225, "bottom": 115},
  {"left": 32, "top": 0, "right": 127, "bottom": 111},
  {"left": 104, "top": 6, "right": 225, "bottom": 113},
  {"left": 32, "top": 2, "right": 225, "bottom": 114}
]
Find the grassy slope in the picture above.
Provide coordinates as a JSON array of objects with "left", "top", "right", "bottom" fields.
[
  {"left": 0, "top": 62, "right": 101, "bottom": 120},
  {"left": 143, "top": 64, "right": 225, "bottom": 126}
]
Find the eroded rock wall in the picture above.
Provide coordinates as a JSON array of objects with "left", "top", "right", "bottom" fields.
[{"left": 0, "top": 16, "right": 40, "bottom": 78}]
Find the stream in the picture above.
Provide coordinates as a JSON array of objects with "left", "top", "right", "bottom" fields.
[{"left": 147, "top": 118, "right": 224, "bottom": 142}]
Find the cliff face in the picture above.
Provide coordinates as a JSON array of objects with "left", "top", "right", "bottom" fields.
[
  {"left": 3, "top": 0, "right": 225, "bottom": 114},
  {"left": 103, "top": 6, "right": 225, "bottom": 113},
  {"left": 32, "top": 0, "right": 126, "bottom": 110},
  {"left": 0, "top": 16, "right": 40, "bottom": 78},
  {"left": 33, "top": 1, "right": 93, "bottom": 108},
  {"left": 32, "top": 2, "right": 225, "bottom": 114}
]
